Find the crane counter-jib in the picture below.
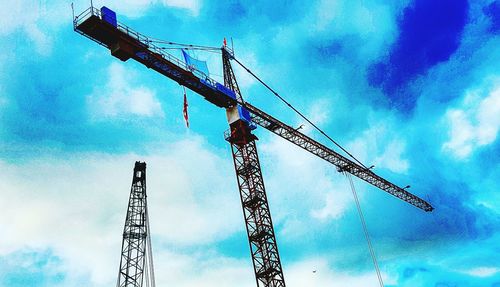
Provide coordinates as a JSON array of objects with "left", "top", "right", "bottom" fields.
[
  {"left": 73, "top": 5, "right": 434, "bottom": 212},
  {"left": 73, "top": 5, "right": 238, "bottom": 109}
]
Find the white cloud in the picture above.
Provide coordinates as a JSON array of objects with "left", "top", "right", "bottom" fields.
[
  {"left": 24, "top": 23, "right": 53, "bottom": 55},
  {"left": 162, "top": 0, "right": 201, "bottom": 16},
  {"left": 152, "top": 254, "right": 398, "bottom": 287},
  {"left": 464, "top": 267, "right": 499, "bottom": 278},
  {"left": 87, "top": 62, "right": 164, "bottom": 118},
  {"left": 0, "top": 1, "right": 67, "bottom": 55},
  {"left": 231, "top": 50, "right": 259, "bottom": 91},
  {"left": 151, "top": 249, "right": 254, "bottom": 287},
  {"left": 301, "top": 98, "right": 331, "bottom": 133},
  {"left": 312, "top": 0, "right": 407, "bottom": 60},
  {"left": 443, "top": 78, "right": 500, "bottom": 159},
  {"left": 347, "top": 118, "right": 410, "bottom": 173},
  {"left": 0, "top": 135, "right": 408, "bottom": 286},
  {"left": 373, "top": 140, "right": 409, "bottom": 173},
  {"left": 0, "top": 137, "right": 241, "bottom": 286},
  {"left": 146, "top": 139, "right": 242, "bottom": 244},
  {"left": 0, "top": 156, "right": 128, "bottom": 285},
  {"left": 0, "top": 0, "right": 201, "bottom": 56},
  {"left": 0, "top": 86, "right": 7, "bottom": 110},
  {"left": 314, "top": 0, "right": 393, "bottom": 35},
  {"left": 311, "top": 190, "right": 351, "bottom": 220},
  {"left": 286, "top": 257, "right": 392, "bottom": 287}
]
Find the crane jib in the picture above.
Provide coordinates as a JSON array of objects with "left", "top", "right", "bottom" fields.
[
  {"left": 73, "top": 6, "right": 433, "bottom": 212},
  {"left": 244, "top": 102, "right": 434, "bottom": 212}
]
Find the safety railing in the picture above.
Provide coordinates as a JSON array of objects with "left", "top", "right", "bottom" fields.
[{"left": 73, "top": 6, "right": 101, "bottom": 29}]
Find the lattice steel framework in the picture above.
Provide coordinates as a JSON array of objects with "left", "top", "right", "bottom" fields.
[
  {"left": 229, "top": 141, "right": 286, "bottom": 287},
  {"left": 117, "top": 161, "right": 155, "bottom": 287},
  {"left": 222, "top": 48, "right": 241, "bottom": 99},
  {"left": 224, "top": 49, "right": 286, "bottom": 287},
  {"left": 242, "top": 102, "right": 433, "bottom": 212}
]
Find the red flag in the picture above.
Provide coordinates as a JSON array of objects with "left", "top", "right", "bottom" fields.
[
  {"left": 183, "top": 86, "right": 189, "bottom": 128},
  {"left": 223, "top": 37, "right": 227, "bottom": 47}
]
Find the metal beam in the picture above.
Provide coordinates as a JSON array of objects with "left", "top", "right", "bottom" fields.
[
  {"left": 243, "top": 102, "right": 433, "bottom": 212},
  {"left": 228, "top": 140, "right": 286, "bottom": 287},
  {"left": 117, "top": 162, "right": 155, "bottom": 287}
]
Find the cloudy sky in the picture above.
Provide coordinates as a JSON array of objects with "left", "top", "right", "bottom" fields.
[{"left": 0, "top": 0, "right": 499, "bottom": 286}]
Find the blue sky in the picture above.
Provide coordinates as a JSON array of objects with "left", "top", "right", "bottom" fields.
[{"left": 0, "top": 0, "right": 499, "bottom": 286}]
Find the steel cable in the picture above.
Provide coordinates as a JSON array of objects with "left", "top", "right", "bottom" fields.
[
  {"left": 346, "top": 173, "right": 384, "bottom": 287},
  {"left": 231, "top": 56, "right": 369, "bottom": 169},
  {"left": 145, "top": 202, "right": 156, "bottom": 287}
]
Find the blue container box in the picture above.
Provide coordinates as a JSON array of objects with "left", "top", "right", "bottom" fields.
[
  {"left": 101, "top": 6, "right": 117, "bottom": 27},
  {"left": 215, "top": 82, "right": 237, "bottom": 101},
  {"left": 238, "top": 105, "right": 257, "bottom": 130}
]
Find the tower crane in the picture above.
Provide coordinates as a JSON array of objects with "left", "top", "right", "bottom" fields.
[{"left": 73, "top": 5, "right": 433, "bottom": 287}]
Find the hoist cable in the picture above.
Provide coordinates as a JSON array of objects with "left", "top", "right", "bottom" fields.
[
  {"left": 145, "top": 202, "right": 156, "bottom": 287},
  {"left": 144, "top": 259, "right": 150, "bottom": 287},
  {"left": 346, "top": 173, "right": 384, "bottom": 287}
]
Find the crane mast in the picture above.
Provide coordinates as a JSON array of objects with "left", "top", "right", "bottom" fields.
[
  {"left": 223, "top": 48, "right": 286, "bottom": 287},
  {"left": 117, "top": 161, "right": 155, "bottom": 287},
  {"left": 73, "top": 5, "right": 434, "bottom": 287}
]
